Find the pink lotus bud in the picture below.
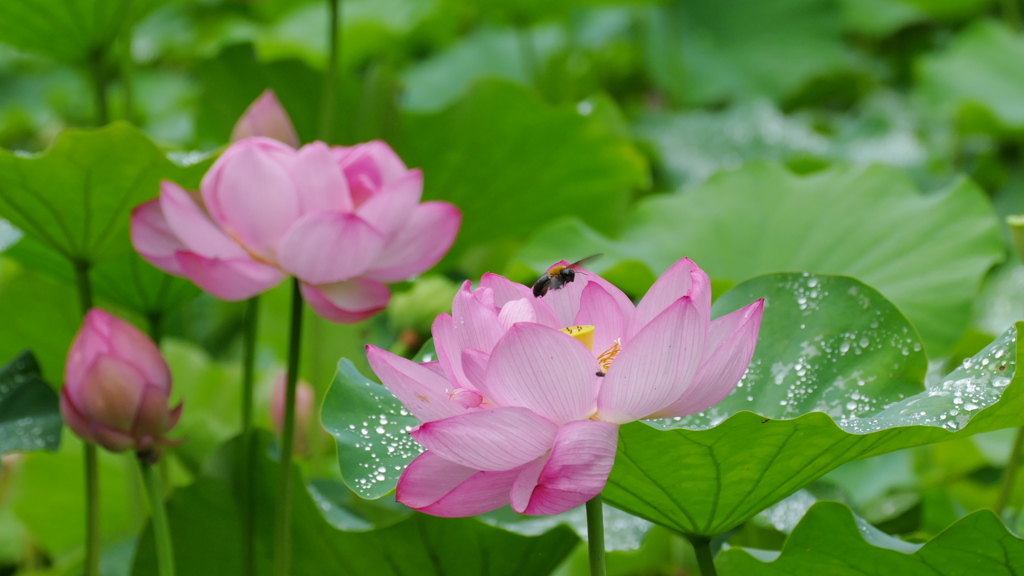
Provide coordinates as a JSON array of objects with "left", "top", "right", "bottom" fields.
[
  {"left": 61, "top": 310, "right": 181, "bottom": 462},
  {"left": 230, "top": 89, "right": 299, "bottom": 148},
  {"left": 271, "top": 374, "right": 316, "bottom": 456}
]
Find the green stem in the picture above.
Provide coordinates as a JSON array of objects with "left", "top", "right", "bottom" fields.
[
  {"left": 997, "top": 426, "right": 1024, "bottom": 515},
  {"left": 139, "top": 458, "right": 175, "bottom": 576},
  {"left": 585, "top": 496, "right": 607, "bottom": 576},
  {"left": 73, "top": 260, "right": 100, "bottom": 576},
  {"left": 689, "top": 536, "right": 718, "bottom": 576},
  {"left": 273, "top": 279, "right": 304, "bottom": 576},
  {"left": 89, "top": 50, "right": 109, "bottom": 126},
  {"left": 240, "top": 297, "right": 260, "bottom": 576},
  {"left": 84, "top": 444, "right": 100, "bottom": 576},
  {"left": 318, "top": 0, "right": 341, "bottom": 142}
]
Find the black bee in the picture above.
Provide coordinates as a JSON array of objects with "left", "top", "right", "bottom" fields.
[{"left": 532, "top": 255, "right": 601, "bottom": 297}]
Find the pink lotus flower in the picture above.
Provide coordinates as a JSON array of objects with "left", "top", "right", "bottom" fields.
[
  {"left": 131, "top": 138, "right": 461, "bottom": 323},
  {"left": 230, "top": 89, "right": 299, "bottom": 148},
  {"left": 366, "top": 258, "right": 763, "bottom": 517},
  {"left": 61, "top": 309, "right": 181, "bottom": 461}
]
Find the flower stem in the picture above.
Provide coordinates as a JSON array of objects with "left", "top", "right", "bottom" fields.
[
  {"left": 585, "top": 496, "right": 607, "bottom": 576},
  {"left": 73, "top": 259, "right": 100, "bottom": 576},
  {"left": 318, "top": 0, "right": 341, "bottom": 142},
  {"left": 239, "top": 296, "right": 260, "bottom": 576},
  {"left": 688, "top": 536, "right": 718, "bottom": 576},
  {"left": 273, "top": 279, "right": 304, "bottom": 576},
  {"left": 139, "top": 458, "right": 175, "bottom": 576},
  {"left": 997, "top": 425, "right": 1024, "bottom": 515}
]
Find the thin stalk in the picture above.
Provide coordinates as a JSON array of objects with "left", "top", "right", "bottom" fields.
[
  {"left": 273, "top": 279, "right": 304, "bottom": 576},
  {"left": 89, "top": 50, "right": 109, "bottom": 126},
  {"left": 688, "top": 536, "right": 718, "bottom": 576},
  {"left": 997, "top": 426, "right": 1024, "bottom": 515},
  {"left": 73, "top": 260, "right": 100, "bottom": 576},
  {"left": 318, "top": 0, "right": 341, "bottom": 141},
  {"left": 139, "top": 459, "right": 175, "bottom": 576},
  {"left": 239, "top": 297, "right": 260, "bottom": 576},
  {"left": 585, "top": 496, "right": 607, "bottom": 576}
]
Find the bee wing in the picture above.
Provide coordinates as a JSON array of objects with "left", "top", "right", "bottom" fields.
[{"left": 568, "top": 253, "right": 603, "bottom": 270}]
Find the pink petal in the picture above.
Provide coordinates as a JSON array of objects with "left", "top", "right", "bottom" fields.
[
  {"left": 277, "top": 212, "right": 385, "bottom": 284},
  {"left": 481, "top": 273, "right": 534, "bottom": 306},
  {"left": 652, "top": 299, "right": 764, "bottom": 418},
  {"left": 79, "top": 355, "right": 146, "bottom": 431},
  {"left": 513, "top": 420, "right": 619, "bottom": 515},
  {"left": 356, "top": 170, "right": 423, "bottom": 238},
  {"left": 574, "top": 282, "right": 628, "bottom": 358},
  {"left": 336, "top": 140, "right": 409, "bottom": 204},
  {"left": 366, "top": 345, "right": 467, "bottom": 422},
  {"left": 433, "top": 283, "right": 504, "bottom": 389},
  {"left": 230, "top": 89, "right": 299, "bottom": 148},
  {"left": 158, "top": 181, "right": 247, "bottom": 260},
  {"left": 130, "top": 384, "right": 172, "bottom": 439},
  {"left": 480, "top": 273, "right": 562, "bottom": 329},
  {"left": 301, "top": 278, "right": 390, "bottom": 324},
  {"left": 628, "top": 258, "right": 710, "bottom": 342},
  {"left": 201, "top": 138, "right": 300, "bottom": 262},
  {"left": 89, "top": 420, "right": 137, "bottom": 452},
  {"left": 290, "top": 142, "right": 352, "bottom": 214},
  {"left": 597, "top": 297, "right": 707, "bottom": 423},
  {"left": 497, "top": 298, "right": 536, "bottom": 330},
  {"left": 60, "top": 386, "right": 98, "bottom": 445},
  {"left": 362, "top": 202, "right": 461, "bottom": 283},
  {"left": 396, "top": 450, "right": 518, "bottom": 517},
  {"left": 461, "top": 348, "right": 488, "bottom": 389},
  {"left": 481, "top": 323, "right": 600, "bottom": 425},
  {"left": 176, "top": 252, "right": 286, "bottom": 301},
  {"left": 411, "top": 407, "right": 557, "bottom": 471},
  {"left": 130, "top": 200, "right": 187, "bottom": 276},
  {"left": 102, "top": 311, "right": 170, "bottom": 391}
]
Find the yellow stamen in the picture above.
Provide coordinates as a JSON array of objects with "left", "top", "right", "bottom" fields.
[
  {"left": 560, "top": 325, "right": 595, "bottom": 351},
  {"left": 597, "top": 339, "right": 622, "bottom": 373}
]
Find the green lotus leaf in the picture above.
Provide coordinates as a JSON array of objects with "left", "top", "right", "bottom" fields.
[
  {"left": 516, "top": 163, "right": 1004, "bottom": 356},
  {"left": 0, "top": 350, "right": 60, "bottom": 455},
  {"left": 131, "top": 433, "right": 579, "bottom": 576},
  {"left": 717, "top": 501, "right": 1024, "bottom": 575},
  {"left": 602, "top": 273, "right": 1021, "bottom": 537}
]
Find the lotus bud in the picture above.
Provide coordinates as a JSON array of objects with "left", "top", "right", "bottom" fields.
[
  {"left": 60, "top": 310, "right": 181, "bottom": 463},
  {"left": 230, "top": 89, "right": 299, "bottom": 148}
]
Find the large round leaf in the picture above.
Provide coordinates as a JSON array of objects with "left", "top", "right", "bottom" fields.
[
  {"left": 131, "top": 433, "right": 579, "bottom": 576},
  {"left": 718, "top": 501, "right": 1024, "bottom": 574},
  {"left": 517, "top": 163, "right": 1004, "bottom": 356},
  {"left": 917, "top": 20, "right": 1024, "bottom": 133},
  {"left": 0, "top": 124, "right": 209, "bottom": 315},
  {"left": 644, "top": 0, "right": 850, "bottom": 106},
  {"left": 0, "top": 351, "right": 60, "bottom": 455},
  {"left": 0, "top": 0, "right": 157, "bottom": 63},
  {"left": 602, "top": 273, "right": 1022, "bottom": 538},
  {"left": 394, "top": 80, "right": 648, "bottom": 275}
]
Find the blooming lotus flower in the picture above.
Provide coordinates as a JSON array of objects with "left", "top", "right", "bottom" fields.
[
  {"left": 131, "top": 138, "right": 461, "bottom": 323},
  {"left": 367, "top": 258, "right": 763, "bottom": 517},
  {"left": 230, "top": 89, "right": 299, "bottom": 147},
  {"left": 61, "top": 309, "right": 181, "bottom": 462}
]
